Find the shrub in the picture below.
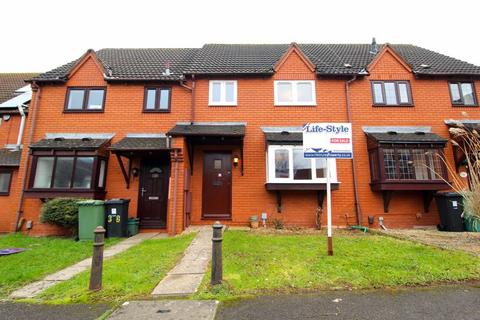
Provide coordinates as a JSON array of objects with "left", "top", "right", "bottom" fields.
[
  {"left": 272, "top": 218, "right": 284, "bottom": 230},
  {"left": 40, "top": 198, "right": 84, "bottom": 229}
]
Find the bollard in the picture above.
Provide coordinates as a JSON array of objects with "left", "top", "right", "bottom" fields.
[
  {"left": 211, "top": 221, "right": 223, "bottom": 285},
  {"left": 89, "top": 226, "right": 106, "bottom": 291}
]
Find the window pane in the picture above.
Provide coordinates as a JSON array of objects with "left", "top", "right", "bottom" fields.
[
  {"left": 398, "top": 83, "right": 410, "bottom": 104},
  {"left": 98, "top": 159, "right": 106, "bottom": 188},
  {"left": 383, "top": 149, "right": 397, "bottom": 180},
  {"left": 0, "top": 172, "right": 11, "bottom": 193},
  {"left": 412, "top": 149, "right": 429, "bottom": 180},
  {"left": 87, "top": 89, "right": 104, "bottom": 110},
  {"left": 297, "top": 82, "right": 313, "bottom": 103},
  {"left": 277, "top": 82, "right": 293, "bottom": 103},
  {"left": 293, "top": 148, "right": 312, "bottom": 180},
  {"left": 145, "top": 89, "right": 156, "bottom": 109},
  {"left": 426, "top": 150, "right": 442, "bottom": 180},
  {"left": 211, "top": 82, "right": 221, "bottom": 103},
  {"left": 373, "top": 83, "right": 384, "bottom": 104},
  {"left": 315, "top": 158, "right": 326, "bottom": 178},
  {"left": 461, "top": 83, "right": 475, "bottom": 105},
  {"left": 384, "top": 82, "right": 397, "bottom": 105},
  {"left": 159, "top": 89, "right": 170, "bottom": 109},
  {"left": 73, "top": 157, "right": 94, "bottom": 189},
  {"left": 67, "top": 90, "right": 85, "bottom": 110},
  {"left": 450, "top": 83, "right": 462, "bottom": 104},
  {"left": 33, "top": 157, "right": 54, "bottom": 188},
  {"left": 53, "top": 157, "right": 74, "bottom": 188},
  {"left": 274, "top": 149, "right": 289, "bottom": 178},
  {"left": 225, "top": 82, "right": 235, "bottom": 102},
  {"left": 398, "top": 149, "right": 414, "bottom": 179}
]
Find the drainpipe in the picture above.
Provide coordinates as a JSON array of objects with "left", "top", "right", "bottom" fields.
[
  {"left": 179, "top": 75, "right": 195, "bottom": 124},
  {"left": 15, "top": 104, "right": 26, "bottom": 150},
  {"left": 171, "top": 149, "right": 180, "bottom": 235},
  {"left": 345, "top": 76, "right": 363, "bottom": 226},
  {"left": 14, "top": 82, "right": 41, "bottom": 232}
]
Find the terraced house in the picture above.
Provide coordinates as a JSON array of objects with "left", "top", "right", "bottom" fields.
[{"left": 1, "top": 42, "right": 479, "bottom": 236}]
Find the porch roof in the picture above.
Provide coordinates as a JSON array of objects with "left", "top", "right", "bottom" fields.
[
  {"left": 109, "top": 136, "right": 168, "bottom": 152},
  {"left": 0, "top": 149, "right": 21, "bottom": 166},
  {"left": 366, "top": 132, "right": 447, "bottom": 144},
  {"left": 168, "top": 122, "right": 246, "bottom": 137},
  {"left": 262, "top": 127, "right": 303, "bottom": 144}
]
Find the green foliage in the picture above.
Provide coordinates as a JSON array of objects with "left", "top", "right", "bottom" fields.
[
  {"left": 40, "top": 198, "right": 85, "bottom": 228},
  {"left": 194, "top": 231, "right": 480, "bottom": 301}
]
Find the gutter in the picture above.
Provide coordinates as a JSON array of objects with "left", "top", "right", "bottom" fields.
[
  {"left": 14, "top": 83, "right": 41, "bottom": 232},
  {"left": 345, "top": 76, "right": 363, "bottom": 226}
]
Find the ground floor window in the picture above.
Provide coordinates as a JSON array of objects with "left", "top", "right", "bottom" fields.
[
  {"left": 0, "top": 169, "right": 12, "bottom": 195},
  {"left": 267, "top": 145, "right": 337, "bottom": 183},
  {"left": 30, "top": 155, "right": 107, "bottom": 191}
]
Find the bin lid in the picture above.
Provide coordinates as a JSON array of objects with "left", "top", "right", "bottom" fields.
[
  {"left": 434, "top": 192, "right": 462, "bottom": 198},
  {"left": 77, "top": 200, "right": 105, "bottom": 206},
  {"left": 105, "top": 198, "right": 131, "bottom": 204}
]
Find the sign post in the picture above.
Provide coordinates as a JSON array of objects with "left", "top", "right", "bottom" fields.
[{"left": 303, "top": 123, "right": 353, "bottom": 256}]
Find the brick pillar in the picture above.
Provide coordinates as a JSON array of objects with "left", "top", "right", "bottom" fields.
[{"left": 168, "top": 137, "right": 186, "bottom": 235}]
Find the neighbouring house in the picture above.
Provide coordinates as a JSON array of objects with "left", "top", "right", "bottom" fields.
[
  {"left": 2, "top": 42, "right": 479, "bottom": 236},
  {"left": 0, "top": 73, "right": 38, "bottom": 232}
]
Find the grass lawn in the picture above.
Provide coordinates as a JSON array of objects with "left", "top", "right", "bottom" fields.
[
  {"left": 37, "top": 233, "right": 195, "bottom": 304},
  {"left": 0, "top": 234, "right": 121, "bottom": 299},
  {"left": 195, "top": 230, "right": 480, "bottom": 301}
]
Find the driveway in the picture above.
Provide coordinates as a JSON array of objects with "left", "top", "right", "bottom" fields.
[{"left": 215, "top": 285, "right": 480, "bottom": 320}]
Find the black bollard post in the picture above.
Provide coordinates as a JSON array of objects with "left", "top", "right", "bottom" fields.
[
  {"left": 89, "top": 226, "right": 106, "bottom": 291},
  {"left": 211, "top": 221, "right": 223, "bottom": 285}
]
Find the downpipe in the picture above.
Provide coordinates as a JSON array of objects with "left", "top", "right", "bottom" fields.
[{"left": 16, "top": 104, "right": 26, "bottom": 150}]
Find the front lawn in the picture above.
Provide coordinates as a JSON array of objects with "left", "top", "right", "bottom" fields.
[
  {"left": 38, "top": 233, "right": 195, "bottom": 304},
  {"left": 195, "top": 230, "right": 480, "bottom": 300},
  {"left": 0, "top": 234, "right": 120, "bottom": 299}
]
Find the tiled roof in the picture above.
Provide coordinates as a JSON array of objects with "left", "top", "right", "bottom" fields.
[
  {"left": 0, "top": 73, "right": 38, "bottom": 104},
  {"left": 168, "top": 123, "right": 246, "bottom": 137},
  {"left": 0, "top": 149, "right": 21, "bottom": 166},
  {"left": 367, "top": 132, "right": 448, "bottom": 144},
  {"left": 264, "top": 132, "right": 303, "bottom": 143},
  {"left": 30, "top": 138, "right": 110, "bottom": 150},
  {"left": 31, "top": 43, "right": 480, "bottom": 82},
  {"left": 109, "top": 137, "right": 167, "bottom": 151}
]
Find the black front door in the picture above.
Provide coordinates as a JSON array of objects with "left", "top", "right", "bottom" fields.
[{"left": 138, "top": 158, "right": 170, "bottom": 228}]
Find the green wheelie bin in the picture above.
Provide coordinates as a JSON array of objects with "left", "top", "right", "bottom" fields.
[{"left": 78, "top": 200, "right": 105, "bottom": 240}]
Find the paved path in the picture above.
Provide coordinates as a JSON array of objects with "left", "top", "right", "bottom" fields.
[
  {"left": 152, "top": 229, "right": 211, "bottom": 296},
  {"left": 215, "top": 285, "right": 480, "bottom": 320},
  {"left": 0, "top": 302, "right": 109, "bottom": 320},
  {"left": 10, "top": 233, "right": 160, "bottom": 299},
  {"left": 108, "top": 300, "right": 218, "bottom": 320}
]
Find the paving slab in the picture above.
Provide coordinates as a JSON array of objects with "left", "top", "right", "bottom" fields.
[
  {"left": 10, "top": 232, "right": 159, "bottom": 299},
  {"left": 108, "top": 300, "right": 218, "bottom": 320},
  {"left": 0, "top": 302, "right": 110, "bottom": 320},
  {"left": 151, "top": 229, "right": 212, "bottom": 296}
]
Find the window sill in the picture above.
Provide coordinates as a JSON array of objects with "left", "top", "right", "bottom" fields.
[
  {"left": 274, "top": 104, "right": 317, "bottom": 107},
  {"left": 208, "top": 104, "right": 237, "bottom": 107},
  {"left": 63, "top": 110, "right": 105, "bottom": 113},
  {"left": 372, "top": 104, "right": 414, "bottom": 107},
  {"left": 265, "top": 182, "right": 340, "bottom": 191},
  {"left": 24, "top": 189, "right": 107, "bottom": 199},
  {"left": 452, "top": 104, "right": 479, "bottom": 108},
  {"left": 143, "top": 110, "right": 171, "bottom": 113}
]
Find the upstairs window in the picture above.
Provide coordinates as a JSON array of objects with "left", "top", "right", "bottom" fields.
[
  {"left": 267, "top": 145, "right": 336, "bottom": 183},
  {"left": 209, "top": 80, "right": 237, "bottom": 106},
  {"left": 144, "top": 87, "right": 171, "bottom": 112},
  {"left": 449, "top": 81, "right": 477, "bottom": 106},
  {"left": 274, "top": 80, "right": 316, "bottom": 106},
  {"left": 371, "top": 81, "right": 412, "bottom": 106},
  {"left": 65, "top": 87, "right": 106, "bottom": 112}
]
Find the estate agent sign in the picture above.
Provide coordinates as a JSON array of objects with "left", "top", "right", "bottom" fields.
[{"left": 303, "top": 123, "right": 353, "bottom": 256}]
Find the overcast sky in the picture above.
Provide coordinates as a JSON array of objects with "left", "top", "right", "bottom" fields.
[{"left": 1, "top": 0, "right": 479, "bottom": 73}]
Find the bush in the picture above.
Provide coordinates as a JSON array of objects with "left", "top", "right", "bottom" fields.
[
  {"left": 40, "top": 198, "right": 84, "bottom": 229},
  {"left": 272, "top": 218, "right": 284, "bottom": 229}
]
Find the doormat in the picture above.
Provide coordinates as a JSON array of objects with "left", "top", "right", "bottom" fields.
[{"left": 0, "top": 248, "right": 25, "bottom": 256}]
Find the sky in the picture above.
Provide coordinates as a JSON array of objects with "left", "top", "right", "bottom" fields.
[{"left": 1, "top": 0, "right": 479, "bottom": 73}]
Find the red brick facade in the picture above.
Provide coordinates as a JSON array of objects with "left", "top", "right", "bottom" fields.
[{"left": 1, "top": 46, "right": 479, "bottom": 235}]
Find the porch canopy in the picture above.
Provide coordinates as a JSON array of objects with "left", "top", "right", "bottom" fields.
[
  {"left": 0, "top": 149, "right": 21, "bottom": 167},
  {"left": 167, "top": 122, "right": 246, "bottom": 175},
  {"left": 109, "top": 134, "right": 169, "bottom": 188}
]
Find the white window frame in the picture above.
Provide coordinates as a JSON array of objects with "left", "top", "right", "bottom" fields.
[
  {"left": 266, "top": 145, "right": 337, "bottom": 183},
  {"left": 274, "top": 80, "right": 316, "bottom": 106},
  {"left": 208, "top": 80, "right": 238, "bottom": 106}
]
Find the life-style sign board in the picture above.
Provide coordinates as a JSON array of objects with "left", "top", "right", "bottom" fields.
[{"left": 303, "top": 123, "right": 353, "bottom": 256}]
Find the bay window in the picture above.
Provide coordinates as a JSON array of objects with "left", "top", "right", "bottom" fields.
[{"left": 267, "top": 145, "right": 336, "bottom": 183}]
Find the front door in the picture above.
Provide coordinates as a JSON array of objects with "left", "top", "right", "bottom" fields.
[
  {"left": 202, "top": 152, "right": 232, "bottom": 219},
  {"left": 138, "top": 158, "right": 170, "bottom": 228}
]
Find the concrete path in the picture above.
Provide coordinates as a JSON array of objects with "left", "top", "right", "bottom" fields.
[
  {"left": 152, "top": 228, "right": 211, "bottom": 296},
  {"left": 0, "top": 302, "right": 109, "bottom": 320},
  {"left": 215, "top": 285, "right": 480, "bottom": 320},
  {"left": 10, "top": 233, "right": 160, "bottom": 299},
  {"left": 108, "top": 300, "right": 218, "bottom": 320}
]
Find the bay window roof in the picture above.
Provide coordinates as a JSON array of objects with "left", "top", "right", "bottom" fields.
[
  {"left": 30, "top": 138, "right": 110, "bottom": 151},
  {"left": 366, "top": 131, "right": 447, "bottom": 145}
]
